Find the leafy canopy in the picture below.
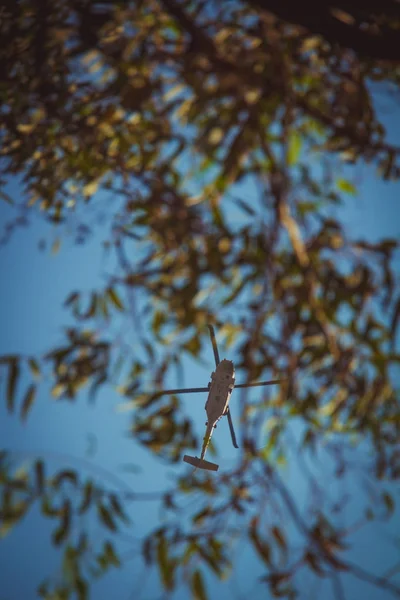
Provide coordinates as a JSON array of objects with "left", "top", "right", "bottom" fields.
[{"left": 1, "top": 1, "right": 400, "bottom": 599}]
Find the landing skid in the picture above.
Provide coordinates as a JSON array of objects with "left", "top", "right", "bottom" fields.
[{"left": 183, "top": 455, "right": 219, "bottom": 471}]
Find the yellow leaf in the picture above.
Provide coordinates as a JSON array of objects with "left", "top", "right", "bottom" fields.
[
  {"left": 17, "top": 123, "right": 35, "bottom": 134},
  {"left": 52, "top": 238, "right": 61, "bottom": 255},
  {"left": 163, "top": 83, "right": 185, "bottom": 102},
  {"left": 300, "top": 36, "right": 320, "bottom": 53},
  {"left": 245, "top": 89, "right": 261, "bottom": 105},
  {"left": 107, "top": 287, "right": 124, "bottom": 311},
  {"left": 208, "top": 128, "right": 224, "bottom": 145},
  {"left": 99, "top": 122, "right": 114, "bottom": 137},
  {"left": 83, "top": 180, "right": 100, "bottom": 197},
  {"left": 331, "top": 8, "right": 355, "bottom": 25},
  {"left": 51, "top": 383, "right": 65, "bottom": 398},
  {"left": 218, "top": 238, "right": 231, "bottom": 253},
  {"left": 82, "top": 49, "right": 100, "bottom": 65}
]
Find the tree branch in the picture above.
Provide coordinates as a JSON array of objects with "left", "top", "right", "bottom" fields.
[{"left": 248, "top": 0, "right": 400, "bottom": 62}]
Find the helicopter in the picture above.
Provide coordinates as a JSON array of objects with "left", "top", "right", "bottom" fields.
[{"left": 154, "top": 325, "right": 281, "bottom": 472}]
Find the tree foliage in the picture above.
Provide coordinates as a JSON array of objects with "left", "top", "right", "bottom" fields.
[{"left": 1, "top": 1, "right": 400, "bottom": 599}]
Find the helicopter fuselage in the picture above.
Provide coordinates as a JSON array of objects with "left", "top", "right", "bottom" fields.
[
  {"left": 199, "top": 360, "right": 235, "bottom": 460},
  {"left": 206, "top": 359, "right": 235, "bottom": 424}
]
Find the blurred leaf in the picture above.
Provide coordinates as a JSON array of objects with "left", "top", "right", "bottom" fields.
[
  {"left": 75, "top": 577, "right": 88, "bottom": 600},
  {"left": 83, "top": 179, "right": 100, "bottom": 197},
  {"left": 157, "top": 535, "right": 174, "bottom": 590},
  {"left": 208, "top": 128, "right": 224, "bottom": 145},
  {"left": 109, "top": 493, "right": 130, "bottom": 523},
  {"left": 52, "top": 501, "right": 71, "bottom": 546},
  {"left": 20, "top": 384, "right": 36, "bottom": 421},
  {"left": 249, "top": 518, "right": 271, "bottom": 566},
  {"left": 382, "top": 492, "right": 395, "bottom": 516},
  {"left": 107, "top": 287, "right": 124, "bottom": 311},
  {"left": 0, "top": 486, "right": 30, "bottom": 537},
  {"left": 7, "top": 359, "right": 19, "bottom": 413},
  {"left": 51, "top": 383, "right": 65, "bottom": 399},
  {"left": 52, "top": 238, "right": 61, "bottom": 255},
  {"left": 64, "top": 292, "right": 80, "bottom": 307},
  {"left": 271, "top": 526, "right": 287, "bottom": 554},
  {"left": 390, "top": 297, "right": 400, "bottom": 344},
  {"left": 42, "top": 496, "right": 63, "bottom": 518},
  {"left": 79, "top": 481, "right": 94, "bottom": 515},
  {"left": 288, "top": 131, "right": 302, "bottom": 166},
  {"left": 193, "top": 506, "right": 212, "bottom": 525},
  {"left": 336, "top": 178, "right": 357, "bottom": 195},
  {"left": 104, "top": 541, "right": 121, "bottom": 567},
  {"left": 53, "top": 470, "right": 78, "bottom": 488},
  {"left": 28, "top": 358, "right": 41, "bottom": 380},
  {"left": 304, "top": 551, "right": 325, "bottom": 575},
  {"left": 35, "top": 460, "right": 45, "bottom": 494},
  {"left": 191, "top": 570, "right": 207, "bottom": 600},
  {"left": 0, "top": 190, "right": 14, "bottom": 205},
  {"left": 17, "top": 123, "right": 35, "bottom": 134},
  {"left": 98, "top": 503, "right": 117, "bottom": 531}
]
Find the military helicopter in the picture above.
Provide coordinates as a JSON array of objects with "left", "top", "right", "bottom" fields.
[{"left": 154, "top": 325, "right": 281, "bottom": 472}]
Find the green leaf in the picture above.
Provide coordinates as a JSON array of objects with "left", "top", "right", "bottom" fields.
[
  {"left": 104, "top": 541, "right": 121, "bottom": 567},
  {"left": 191, "top": 569, "right": 207, "bottom": 600},
  {"left": 75, "top": 577, "right": 88, "bottom": 600},
  {"left": 79, "top": 481, "right": 94, "bottom": 514},
  {"left": 288, "top": 131, "right": 302, "bottom": 166},
  {"left": 42, "top": 496, "right": 63, "bottom": 518},
  {"left": 20, "top": 384, "right": 36, "bottom": 421},
  {"left": 107, "top": 287, "right": 124, "bottom": 311},
  {"left": 7, "top": 359, "right": 19, "bottom": 413},
  {"left": 336, "top": 178, "right": 357, "bottom": 195},
  {"left": 28, "top": 358, "right": 41, "bottom": 379},
  {"left": 249, "top": 518, "right": 271, "bottom": 566},
  {"left": 0, "top": 486, "right": 28, "bottom": 533},
  {"left": 157, "top": 535, "right": 174, "bottom": 590},
  {"left": 297, "top": 201, "right": 319, "bottom": 216},
  {"left": 52, "top": 501, "right": 71, "bottom": 546},
  {"left": 98, "top": 503, "right": 117, "bottom": 531}
]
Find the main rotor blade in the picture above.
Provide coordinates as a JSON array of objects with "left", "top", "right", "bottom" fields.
[
  {"left": 226, "top": 408, "right": 239, "bottom": 449},
  {"left": 235, "top": 379, "right": 282, "bottom": 389},
  {"left": 207, "top": 324, "right": 220, "bottom": 367},
  {"left": 154, "top": 387, "right": 209, "bottom": 397}
]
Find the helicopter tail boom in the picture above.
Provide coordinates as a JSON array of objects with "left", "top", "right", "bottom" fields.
[{"left": 183, "top": 455, "right": 219, "bottom": 471}]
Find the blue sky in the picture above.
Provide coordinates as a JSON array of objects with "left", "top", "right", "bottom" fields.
[{"left": 0, "top": 114, "right": 399, "bottom": 599}]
